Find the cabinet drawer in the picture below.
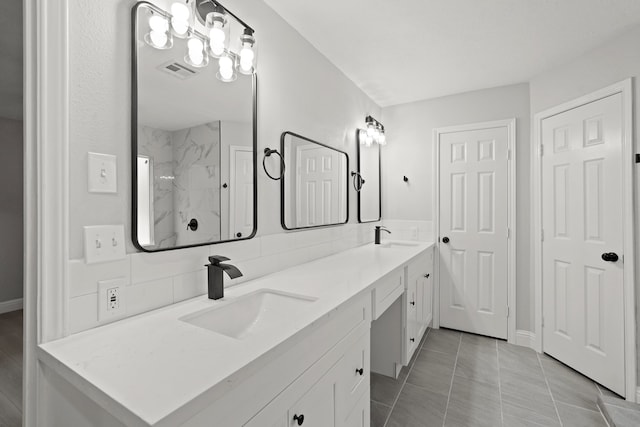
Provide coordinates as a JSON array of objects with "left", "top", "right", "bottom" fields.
[
  {"left": 335, "top": 332, "right": 370, "bottom": 422},
  {"left": 372, "top": 269, "right": 403, "bottom": 320}
]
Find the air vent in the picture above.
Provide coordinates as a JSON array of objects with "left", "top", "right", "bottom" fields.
[{"left": 157, "top": 60, "right": 199, "bottom": 80}]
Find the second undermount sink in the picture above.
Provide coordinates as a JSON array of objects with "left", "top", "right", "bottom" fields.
[
  {"left": 179, "top": 289, "right": 318, "bottom": 340},
  {"left": 380, "top": 242, "right": 420, "bottom": 248}
]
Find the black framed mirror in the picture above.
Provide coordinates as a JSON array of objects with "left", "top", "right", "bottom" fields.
[
  {"left": 131, "top": 2, "right": 257, "bottom": 252},
  {"left": 356, "top": 130, "right": 382, "bottom": 222},
  {"left": 280, "top": 132, "right": 349, "bottom": 230}
]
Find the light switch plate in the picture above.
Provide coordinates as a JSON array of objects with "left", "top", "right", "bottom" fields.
[
  {"left": 98, "top": 277, "right": 126, "bottom": 322},
  {"left": 84, "top": 225, "right": 127, "bottom": 264},
  {"left": 88, "top": 152, "right": 117, "bottom": 193}
]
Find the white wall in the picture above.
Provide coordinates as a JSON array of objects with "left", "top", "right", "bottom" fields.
[
  {"left": 0, "top": 117, "right": 23, "bottom": 304},
  {"left": 529, "top": 23, "right": 640, "bottom": 388},
  {"left": 64, "top": 0, "right": 380, "bottom": 334},
  {"left": 381, "top": 83, "right": 532, "bottom": 331}
]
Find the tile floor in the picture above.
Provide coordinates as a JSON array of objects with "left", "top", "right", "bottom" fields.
[
  {"left": 0, "top": 310, "right": 22, "bottom": 427},
  {"left": 371, "top": 328, "right": 613, "bottom": 427}
]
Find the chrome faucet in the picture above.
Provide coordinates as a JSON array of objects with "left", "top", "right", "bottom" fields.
[
  {"left": 374, "top": 226, "right": 391, "bottom": 244},
  {"left": 205, "top": 255, "right": 243, "bottom": 300}
]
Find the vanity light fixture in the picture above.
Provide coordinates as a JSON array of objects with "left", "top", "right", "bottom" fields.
[
  {"left": 359, "top": 115, "right": 386, "bottom": 146},
  {"left": 144, "top": 0, "right": 257, "bottom": 82}
]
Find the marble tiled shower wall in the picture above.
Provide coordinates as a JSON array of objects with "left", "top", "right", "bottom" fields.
[
  {"left": 137, "top": 122, "right": 222, "bottom": 249},
  {"left": 66, "top": 220, "right": 432, "bottom": 335}
]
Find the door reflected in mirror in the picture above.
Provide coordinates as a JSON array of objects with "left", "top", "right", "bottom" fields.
[
  {"left": 132, "top": 3, "right": 256, "bottom": 251},
  {"left": 281, "top": 132, "right": 349, "bottom": 230},
  {"left": 357, "top": 136, "right": 381, "bottom": 222}
]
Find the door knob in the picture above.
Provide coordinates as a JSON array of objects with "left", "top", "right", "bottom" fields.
[
  {"left": 442, "top": 236, "right": 450, "bottom": 244},
  {"left": 601, "top": 252, "right": 619, "bottom": 262},
  {"left": 293, "top": 414, "right": 304, "bottom": 425}
]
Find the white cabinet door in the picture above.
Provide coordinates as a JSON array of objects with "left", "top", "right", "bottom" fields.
[
  {"left": 541, "top": 93, "right": 625, "bottom": 395},
  {"left": 287, "top": 365, "right": 337, "bottom": 427},
  {"left": 439, "top": 126, "right": 509, "bottom": 339},
  {"left": 341, "top": 394, "right": 370, "bottom": 427},
  {"left": 405, "top": 282, "right": 418, "bottom": 363}
]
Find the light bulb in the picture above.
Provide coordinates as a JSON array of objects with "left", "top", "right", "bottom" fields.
[
  {"left": 366, "top": 124, "right": 375, "bottom": 137},
  {"left": 188, "top": 51, "right": 204, "bottom": 66},
  {"left": 210, "top": 43, "right": 224, "bottom": 56},
  {"left": 240, "top": 46, "right": 254, "bottom": 72},
  {"left": 170, "top": 2, "right": 190, "bottom": 20},
  {"left": 171, "top": 3, "right": 190, "bottom": 36},
  {"left": 378, "top": 132, "right": 386, "bottom": 145},
  {"left": 149, "top": 15, "right": 169, "bottom": 32},
  {"left": 188, "top": 37, "right": 203, "bottom": 53},
  {"left": 219, "top": 65, "right": 234, "bottom": 80},
  {"left": 219, "top": 55, "right": 233, "bottom": 70},
  {"left": 209, "top": 25, "right": 226, "bottom": 45},
  {"left": 149, "top": 30, "right": 168, "bottom": 48}
]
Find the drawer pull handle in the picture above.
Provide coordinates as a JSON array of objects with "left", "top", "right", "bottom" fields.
[
  {"left": 293, "top": 414, "right": 304, "bottom": 425},
  {"left": 410, "top": 301, "right": 415, "bottom": 306},
  {"left": 410, "top": 338, "right": 415, "bottom": 342},
  {"left": 356, "top": 368, "right": 364, "bottom": 376},
  {"left": 424, "top": 273, "right": 430, "bottom": 278}
]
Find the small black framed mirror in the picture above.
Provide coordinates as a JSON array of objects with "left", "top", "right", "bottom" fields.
[
  {"left": 356, "top": 131, "right": 382, "bottom": 222},
  {"left": 280, "top": 132, "right": 349, "bottom": 230},
  {"left": 131, "top": 2, "right": 258, "bottom": 252}
]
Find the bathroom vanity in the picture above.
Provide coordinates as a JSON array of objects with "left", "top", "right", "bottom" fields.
[{"left": 38, "top": 241, "right": 434, "bottom": 426}]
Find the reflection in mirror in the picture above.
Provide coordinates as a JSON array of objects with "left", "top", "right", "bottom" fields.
[
  {"left": 281, "top": 132, "right": 349, "bottom": 230},
  {"left": 357, "top": 133, "right": 381, "bottom": 222},
  {"left": 132, "top": 3, "right": 256, "bottom": 251}
]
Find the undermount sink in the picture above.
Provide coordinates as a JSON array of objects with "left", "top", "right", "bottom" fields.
[
  {"left": 380, "top": 242, "right": 420, "bottom": 248},
  {"left": 180, "top": 289, "right": 318, "bottom": 340}
]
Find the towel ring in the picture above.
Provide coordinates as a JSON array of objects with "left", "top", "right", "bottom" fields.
[
  {"left": 263, "top": 147, "right": 285, "bottom": 181},
  {"left": 350, "top": 171, "right": 365, "bottom": 192}
]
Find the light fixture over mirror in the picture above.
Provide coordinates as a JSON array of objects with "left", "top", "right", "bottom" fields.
[
  {"left": 358, "top": 115, "right": 386, "bottom": 147},
  {"left": 142, "top": 0, "right": 257, "bottom": 83}
]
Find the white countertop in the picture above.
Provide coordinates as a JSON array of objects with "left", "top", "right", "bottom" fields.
[{"left": 39, "top": 240, "right": 434, "bottom": 426}]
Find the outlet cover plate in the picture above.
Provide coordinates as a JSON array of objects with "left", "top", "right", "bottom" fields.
[
  {"left": 98, "top": 277, "right": 126, "bottom": 322},
  {"left": 88, "top": 152, "right": 117, "bottom": 193},
  {"left": 84, "top": 225, "right": 127, "bottom": 264}
]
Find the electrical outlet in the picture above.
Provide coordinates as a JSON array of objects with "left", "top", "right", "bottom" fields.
[
  {"left": 107, "top": 287, "right": 119, "bottom": 311},
  {"left": 84, "top": 225, "right": 126, "bottom": 264},
  {"left": 98, "top": 278, "right": 125, "bottom": 322},
  {"left": 88, "top": 152, "right": 117, "bottom": 193}
]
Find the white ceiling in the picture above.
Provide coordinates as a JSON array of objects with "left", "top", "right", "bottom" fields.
[
  {"left": 0, "top": 0, "right": 23, "bottom": 120},
  {"left": 263, "top": 0, "right": 640, "bottom": 107}
]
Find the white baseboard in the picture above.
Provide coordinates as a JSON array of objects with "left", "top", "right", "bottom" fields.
[
  {"left": 515, "top": 330, "right": 536, "bottom": 350},
  {"left": 0, "top": 298, "right": 23, "bottom": 314}
]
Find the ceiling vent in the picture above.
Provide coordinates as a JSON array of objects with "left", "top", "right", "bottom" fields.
[{"left": 157, "top": 60, "right": 199, "bottom": 80}]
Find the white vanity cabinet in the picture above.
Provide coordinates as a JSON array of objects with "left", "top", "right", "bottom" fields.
[
  {"left": 243, "top": 328, "right": 370, "bottom": 427},
  {"left": 372, "top": 246, "right": 434, "bottom": 376},
  {"left": 404, "top": 247, "right": 434, "bottom": 363}
]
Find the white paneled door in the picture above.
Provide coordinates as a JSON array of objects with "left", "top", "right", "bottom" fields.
[
  {"left": 541, "top": 93, "right": 625, "bottom": 395},
  {"left": 296, "top": 145, "right": 343, "bottom": 227},
  {"left": 230, "top": 147, "right": 254, "bottom": 240},
  {"left": 439, "top": 126, "right": 509, "bottom": 339}
]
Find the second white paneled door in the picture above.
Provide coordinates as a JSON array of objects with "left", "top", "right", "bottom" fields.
[
  {"left": 438, "top": 124, "right": 510, "bottom": 339},
  {"left": 541, "top": 93, "right": 625, "bottom": 395}
]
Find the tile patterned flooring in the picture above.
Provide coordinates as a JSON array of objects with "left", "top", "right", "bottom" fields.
[
  {"left": 0, "top": 310, "right": 22, "bottom": 427},
  {"left": 371, "top": 328, "right": 612, "bottom": 427}
]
